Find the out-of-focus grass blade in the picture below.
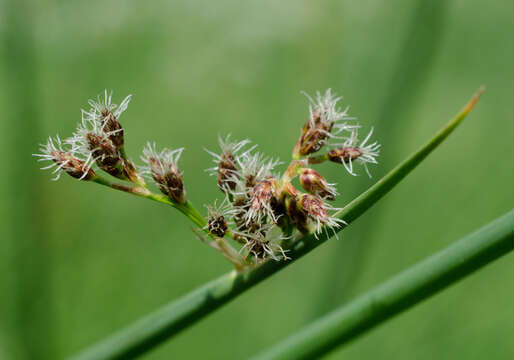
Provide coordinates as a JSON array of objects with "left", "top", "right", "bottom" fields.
[
  {"left": 251, "top": 209, "right": 514, "bottom": 360},
  {"left": 70, "top": 90, "right": 483, "bottom": 360}
]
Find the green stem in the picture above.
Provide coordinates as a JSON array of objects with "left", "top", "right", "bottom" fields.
[
  {"left": 252, "top": 209, "right": 514, "bottom": 360},
  {"left": 175, "top": 200, "right": 207, "bottom": 228},
  {"left": 92, "top": 176, "right": 207, "bottom": 228},
  {"left": 333, "top": 87, "right": 483, "bottom": 223},
  {"left": 70, "top": 90, "right": 482, "bottom": 360}
]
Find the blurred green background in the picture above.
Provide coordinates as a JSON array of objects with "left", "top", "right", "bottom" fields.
[{"left": 1, "top": 0, "right": 513, "bottom": 359}]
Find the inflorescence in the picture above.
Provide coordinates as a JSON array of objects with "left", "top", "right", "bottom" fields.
[{"left": 35, "top": 89, "right": 380, "bottom": 269}]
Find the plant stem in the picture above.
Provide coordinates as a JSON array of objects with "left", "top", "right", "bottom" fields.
[
  {"left": 70, "top": 90, "right": 482, "bottom": 360},
  {"left": 175, "top": 200, "right": 207, "bottom": 228},
  {"left": 92, "top": 176, "right": 207, "bottom": 228},
  {"left": 252, "top": 209, "right": 514, "bottom": 360}
]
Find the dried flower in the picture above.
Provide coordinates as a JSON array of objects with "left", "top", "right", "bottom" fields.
[
  {"left": 328, "top": 128, "right": 380, "bottom": 177},
  {"left": 34, "top": 136, "right": 96, "bottom": 181},
  {"left": 299, "top": 168, "right": 338, "bottom": 200},
  {"left": 141, "top": 142, "right": 186, "bottom": 204}
]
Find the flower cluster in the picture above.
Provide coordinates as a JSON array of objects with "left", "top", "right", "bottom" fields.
[
  {"left": 205, "top": 136, "right": 287, "bottom": 262},
  {"left": 34, "top": 90, "right": 187, "bottom": 202},
  {"left": 203, "top": 89, "right": 380, "bottom": 263},
  {"left": 35, "top": 88, "right": 380, "bottom": 268}
]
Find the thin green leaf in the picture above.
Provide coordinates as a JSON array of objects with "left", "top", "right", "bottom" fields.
[
  {"left": 70, "top": 90, "right": 483, "bottom": 360},
  {"left": 252, "top": 209, "right": 514, "bottom": 360}
]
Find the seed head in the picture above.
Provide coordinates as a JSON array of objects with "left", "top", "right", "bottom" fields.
[
  {"left": 299, "top": 168, "right": 338, "bottom": 200},
  {"left": 34, "top": 136, "right": 96, "bottom": 181},
  {"left": 141, "top": 142, "right": 186, "bottom": 204}
]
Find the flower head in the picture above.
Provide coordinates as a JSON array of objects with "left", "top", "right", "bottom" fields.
[
  {"left": 141, "top": 142, "right": 185, "bottom": 204},
  {"left": 65, "top": 117, "right": 144, "bottom": 185},
  {"left": 233, "top": 152, "right": 281, "bottom": 194},
  {"left": 205, "top": 198, "right": 238, "bottom": 238},
  {"left": 34, "top": 136, "right": 96, "bottom": 181},
  {"left": 245, "top": 177, "right": 280, "bottom": 225},
  {"left": 328, "top": 128, "right": 380, "bottom": 177},
  {"left": 299, "top": 168, "right": 338, "bottom": 200},
  {"left": 205, "top": 134, "right": 253, "bottom": 192},
  {"left": 293, "top": 89, "right": 356, "bottom": 157},
  {"left": 83, "top": 90, "right": 131, "bottom": 122},
  {"left": 67, "top": 120, "right": 126, "bottom": 178},
  {"left": 82, "top": 90, "right": 131, "bottom": 148},
  {"left": 304, "top": 89, "right": 352, "bottom": 131},
  {"left": 288, "top": 193, "right": 344, "bottom": 237}
]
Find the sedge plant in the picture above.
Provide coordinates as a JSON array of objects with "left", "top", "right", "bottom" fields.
[{"left": 33, "top": 87, "right": 488, "bottom": 359}]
